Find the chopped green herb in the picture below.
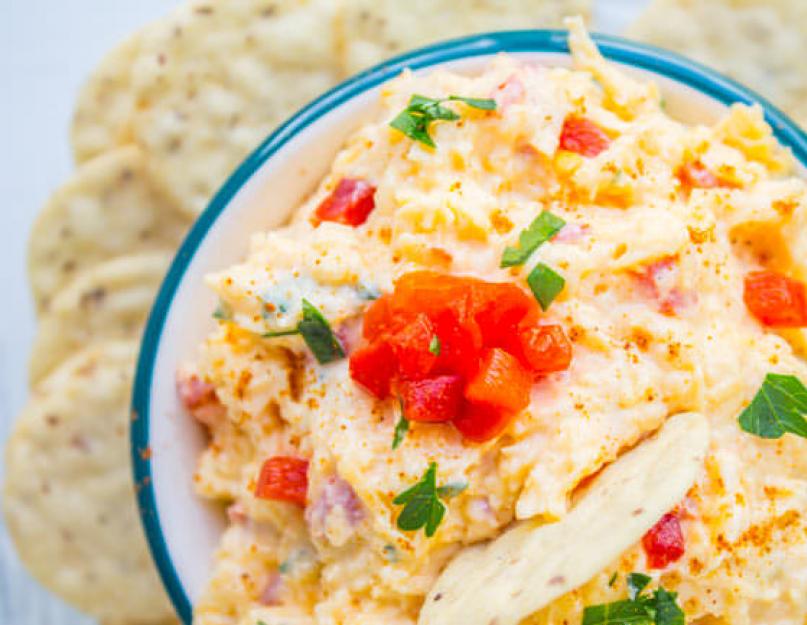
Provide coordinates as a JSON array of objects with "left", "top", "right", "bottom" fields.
[
  {"left": 527, "top": 262, "right": 565, "bottom": 311},
  {"left": 429, "top": 334, "right": 441, "bottom": 356},
  {"left": 738, "top": 373, "right": 807, "bottom": 439},
  {"left": 627, "top": 573, "right": 651, "bottom": 600},
  {"left": 298, "top": 299, "right": 344, "bottom": 363},
  {"left": 390, "top": 94, "right": 496, "bottom": 147},
  {"left": 447, "top": 95, "right": 498, "bottom": 110},
  {"left": 278, "top": 559, "right": 292, "bottom": 574},
  {"left": 436, "top": 481, "right": 468, "bottom": 499},
  {"left": 257, "top": 621, "right": 268, "bottom": 625},
  {"left": 608, "top": 572, "right": 618, "bottom": 588},
  {"left": 393, "top": 462, "right": 446, "bottom": 537},
  {"left": 501, "top": 210, "right": 566, "bottom": 268},
  {"left": 582, "top": 573, "right": 684, "bottom": 625},
  {"left": 212, "top": 300, "right": 233, "bottom": 321},
  {"left": 392, "top": 397, "right": 410, "bottom": 450},
  {"left": 262, "top": 299, "right": 344, "bottom": 364}
]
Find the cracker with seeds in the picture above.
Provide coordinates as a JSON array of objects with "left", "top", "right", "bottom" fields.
[
  {"left": 129, "top": 0, "right": 343, "bottom": 218},
  {"left": 28, "top": 251, "right": 173, "bottom": 383},
  {"left": 338, "top": 0, "right": 591, "bottom": 76},
  {"left": 28, "top": 146, "right": 189, "bottom": 314},
  {"left": 629, "top": 0, "right": 807, "bottom": 129},
  {"left": 3, "top": 341, "right": 176, "bottom": 625},
  {"left": 71, "top": 34, "right": 143, "bottom": 163}
]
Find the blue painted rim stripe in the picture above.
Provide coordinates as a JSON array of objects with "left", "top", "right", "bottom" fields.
[{"left": 131, "top": 29, "right": 807, "bottom": 624}]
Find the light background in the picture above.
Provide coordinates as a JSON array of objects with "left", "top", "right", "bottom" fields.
[{"left": 0, "top": 1, "right": 645, "bottom": 623}]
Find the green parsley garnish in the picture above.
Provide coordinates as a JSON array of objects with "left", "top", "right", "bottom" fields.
[
  {"left": 608, "top": 572, "right": 619, "bottom": 588},
  {"left": 435, "top": 481, "right": 468, "bottom": 498},
  {"left": 212, "top": 300, "right": 233, "bottom": 321},
  {"left": 390, "top": 94, "right": 497, "bottom": 148},
  {"left": 501, "top": 210, "right": 566, "bottom": 268},
  {"left": 527, "top": 262, "right": 565, "bottom": 311},
  {"left": 392, "top": 397, "right": 410, "bottom": 450},
  {"left": 393, "top": 462, "right": 450, "bottom": 537},
  {"left": 429, "top": 334, "right": 441, "bottom": 356},
  {"left": 262, "top": 299, "right": 344, "bottom": 364},
  {"left": 582, "top": 573, "right": 684, "bottom": 625},
  {"left": 739, "top": 373, "right": 807, "bottom": 439}
]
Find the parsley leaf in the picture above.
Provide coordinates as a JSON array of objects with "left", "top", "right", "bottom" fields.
[
  {"left": 393, "top": 462, "right": 446, "bottom": 537},
  {"left": 582, "top": 600, "right": 654, "bottom": 625},
  {"left": 392, "top": 398, "right": 409, "bottom": 450},
  {"left": 447, "top": 95, "right": 498, "bottom": 110},
  {"left": 501, "top": 210, "right": 566, "bottom": 267},
  {"left": 390, "top": 94, "right": 497, "bottom": 147},
  {"left": 582, "top": 574, "right": 685, "bottom": 625},
  {"left": 627, "top": 573, "right": 651, "bottom": 600},
  {"left": 429, "top": 334, "right": 441, "bottom": 356},
  {"left": 739, "top": 373, "right": 807, "bottom": 439},
  {"left": 527, "top": 262, "right": 565, "bottom": 310},
  {"left": 436, "top": 481, "right": 468, "bottom": 498},
  {"left": 652, "top": 588, "right": 685, "bottom": 625},
  {"left": 262, "top": 299, "right": 344, "bottom": 364}
]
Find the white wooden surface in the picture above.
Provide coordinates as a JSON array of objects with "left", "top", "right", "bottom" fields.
[{"left": 0, "top": 1, "right": 646, "bottom": 623}]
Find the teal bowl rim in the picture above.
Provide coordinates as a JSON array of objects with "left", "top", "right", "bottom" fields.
[{"left": 131, "top": 29, "right": 807, "bottom": 624}]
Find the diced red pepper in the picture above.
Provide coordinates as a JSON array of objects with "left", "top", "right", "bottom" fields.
[
  {"left": 513, "top": 323, "right": 572, "bottom": 374},
  {"left": 470, "top": 281, "right": 534, "bottom": 347},
  {"left": 313, "top": 178, "right": 376, "bottom": 227},
  {"left": 389, "top": 313, "right": 439, "bottom": 380},
  {"left": 399, "top": 375, "right": 464, "bottom": 423},
  {"left": 255, "top": 456, "right": 309, "bottom": 506},
  {"left": 559, "top": 116, "right": 610, "bottom": 157},
  {"left": 362, "top": 294, "right": 395, "bottom": 341},
  {"left": 744, "top": 270, "right": 807, "bottom": 328},
  {"left": 465, "top": 348, "right": 532, "bottom": 412},
  {"left": 453, "top": 402, "right": 513, "bottom": 443},
  {"left": 677, "top": 161, "right": 720, "bottom": 189},
  {"left": 349, "top": 340, "right": 396, "bottom": 398},
  {"left": 642, "top": 512, "right": 685, "bottom": 569}
]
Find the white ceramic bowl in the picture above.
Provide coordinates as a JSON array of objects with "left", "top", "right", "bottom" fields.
[{"left": 131, "top": 30, "right": 807, "bottom": 623}]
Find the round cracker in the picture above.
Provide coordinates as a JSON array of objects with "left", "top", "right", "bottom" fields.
[
  {"left": 28, "top": 146, "right": 190, "bottom": 314},
  {"left": 628, "top": 0, "right": 807, "bottom": 129},
  {"left": 129, "top": 0, "right": 342, "bottom": 218},
  {"left": 3, "top": 341, "right": 176, "bottom": 625},
  {"left": 28, "top": 251, "right": 173, "bottom": 383},
  {"left": 71, "top": 34, "right": 141, "bottom": 163},
  {"left": 337, "top": 0, "right": 591, "bottom": 76}
]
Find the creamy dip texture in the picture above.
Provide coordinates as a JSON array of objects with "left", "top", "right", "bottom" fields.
[{"left": 179, "top": 19, "right": 807, "bottom": 625}]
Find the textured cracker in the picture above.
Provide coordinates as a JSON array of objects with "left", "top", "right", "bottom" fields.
[
  {"left": 629, "top": 0, "right": 807, "bottom": 129},
  {"left": 338, "top": 0, "right": 591, "bottom": 76},
  {"left": 129, "top": 0, "right": 342, "bottom": 217},
  {"left": 3, "top": 341, "right": 176, "bottom": 625},
  {"left": 28, "top": 146, "right": 189, "bottom": 314},
  {"left": 28, "top": 251, "right": 173, "bottom": 383}
]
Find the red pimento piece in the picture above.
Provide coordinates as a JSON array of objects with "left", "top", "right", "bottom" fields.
[
  {"left": 453, "top": 402, "right": 512, "bottom": 443},
  {"left": 559, "top": 116, "right": 611, "bottom": 157},
  {"left": 255, "top": 456, "right": 309, "bottom": 506},
  {"left": 349, "top": 271, "right": 574, "bottom": 442},
  {"left": 349, "top": 341, "right": 396, "bottom": 398},
  {"left": 513, "top": 323, "right": 572, "bottom": 374},
  {"left": 389, "top": 313, "right": 439, "bottom": 380},
  {"left": 313, "top": 178, "right": 376, "bottom": 227},
  {"left": 400, "top": 375, "right": 464, "bottom": 423},
  {"left": 677, "top": 161, "right": 721, "bottom": 189},
  {"left": 744, "top": 270, "right": 807, "bottom": 328},
  {"left": 465, "top": 348, "right": 532, "bottom": 413},
  {"left": 362, "top": 294, "right": 395, "bottom": 341},
  {"left": 642, "top": 512, "right": 685, "bottom": 569}
]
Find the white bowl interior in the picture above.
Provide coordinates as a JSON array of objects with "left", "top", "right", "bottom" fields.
[{"left": 145, "top": 51, "right": 769, "bottom": 604}]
